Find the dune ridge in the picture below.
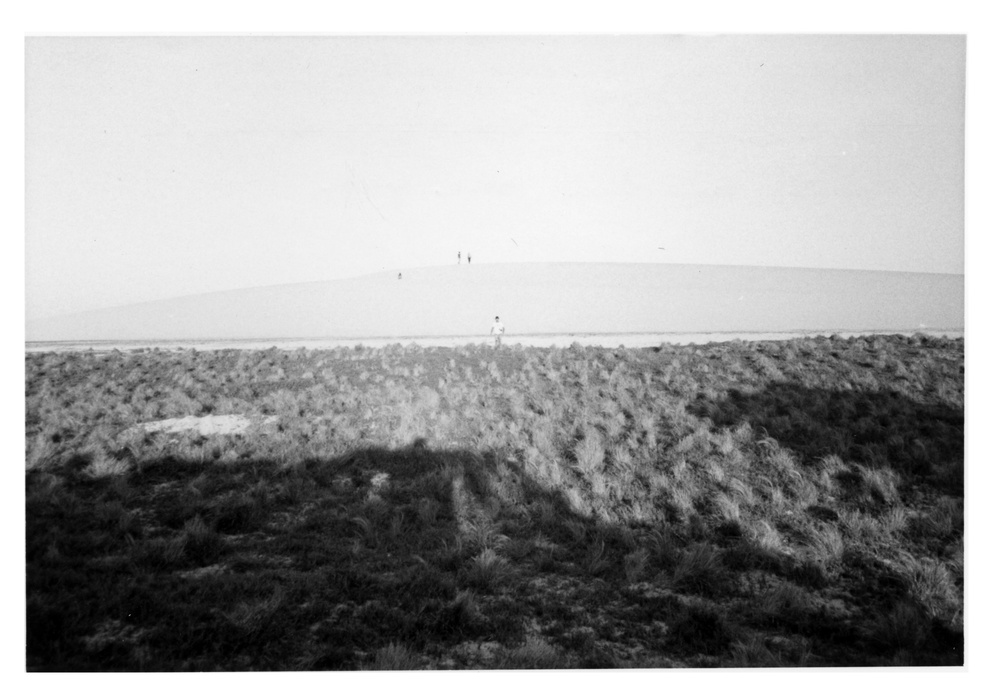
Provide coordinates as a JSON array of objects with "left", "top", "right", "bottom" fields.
[{"left": 26, "top": 262, "right": 964, "bottom": 342}]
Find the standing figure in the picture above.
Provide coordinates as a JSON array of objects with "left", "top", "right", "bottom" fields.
[
  {"left": 490, "top": 315, "right": 505, "bottom": 348},
  {"left": 458, "top": 251, "right": 461, "bottom": 264},
  {"left": 398, "top": 273, "right": 402, "bottom": 280},
  {"left": 467, "top": 252, "right": 471, "bottom": 264}
]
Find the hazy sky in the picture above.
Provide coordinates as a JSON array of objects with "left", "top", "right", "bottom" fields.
[{"left": 25, "top": 35, "right": 965, "bottom": 319}]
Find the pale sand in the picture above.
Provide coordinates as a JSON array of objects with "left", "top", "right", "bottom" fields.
[
  {"left": 26, "top": 329, "right": 963, "bottom": 354},
  {"left": 135, "top": 414, "right": 277, "bottom": 437},
  {"left": 26, "top": 262, "right": 963, "bottom": 343}
]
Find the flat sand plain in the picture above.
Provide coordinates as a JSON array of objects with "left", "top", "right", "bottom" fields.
[
  {"left": 24, "top": 329, "right": 963, "bottom": 354},
  {"left": 27, "top": 262, "right": 964, "bottom": 343}
]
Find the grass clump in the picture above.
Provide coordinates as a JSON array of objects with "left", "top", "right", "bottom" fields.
[
  {"left": 496, "top": 638, "right": 565, "bottom": 669},
  {"left": 462, "top": 548, "right": 510, "bottom": 591},
  {"left": 672, "top": 542, "right": 727, "bottom": 594},
  {"left": 83, "top": 452, "right": 132, "bottom": 480},
  {"left": 362, "top": 643, "right": 424, "bottom": 671}
]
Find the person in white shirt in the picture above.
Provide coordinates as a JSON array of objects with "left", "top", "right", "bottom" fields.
[{"left": 490, "top": 316, "right": 505, "bottom": 348}]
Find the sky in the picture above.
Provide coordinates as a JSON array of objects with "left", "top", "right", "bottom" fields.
[{"left": 25, "top": 34, "right": 965, "bottom": 319}]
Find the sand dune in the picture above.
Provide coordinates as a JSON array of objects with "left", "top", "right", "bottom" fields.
[{"left": 25, "top": 262, "right": 963, "bottom": 342}]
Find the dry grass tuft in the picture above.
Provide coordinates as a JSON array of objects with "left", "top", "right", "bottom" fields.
[
  {"left": 83, "top": 451, "right": 131, "bottom": 479},
  {"left": 363, "top": 643, "right": 424, "bottom": 671}
]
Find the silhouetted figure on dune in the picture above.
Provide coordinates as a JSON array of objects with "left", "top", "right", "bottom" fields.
[
  {"left": 458, "top": 251, "right": 461, "bottom": 264},
  {"left": 467, "top": 253, "right": 471, "bottom": 264}
]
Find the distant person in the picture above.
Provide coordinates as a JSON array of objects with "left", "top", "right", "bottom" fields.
[
  {"left": 398, "top": 273, "right": 402, "bottom": 280},
  {"left": 467, "top": 252, "right": 471, "bottom": 264},
  {"left": 491, "top": 315, "right": 505, "bottom": 348},
  {"left": 458, "top": 251, "right": 461, "bottom": 264}
]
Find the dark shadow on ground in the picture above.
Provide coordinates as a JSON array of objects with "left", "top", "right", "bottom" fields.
[
  {"left": 26, "top": 425, "right": 963, "bottom": 671},
  {"left": 687, "top": 382, "right": 964, "bottom": 491}
]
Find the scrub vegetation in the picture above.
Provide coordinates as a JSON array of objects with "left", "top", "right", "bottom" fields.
[{"left": 25, "top": 334, "right": 963, "bottom": 670}]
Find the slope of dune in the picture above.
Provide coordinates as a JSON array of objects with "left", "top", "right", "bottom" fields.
[{"left": 25, "top": 262, "right": 964, "bottom": 342}]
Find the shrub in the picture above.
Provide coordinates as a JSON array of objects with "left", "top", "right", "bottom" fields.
[
  {"left": 462, "top": 519, "right": 509, "bottom": 553},
  {"left": 496, "top": 637, "right": 564, "bottom": 669},
  {"left": 214, "top": 492, "right": 267, "bottom": 534},
  {"left": 871, "top": 601, "right": 931, "bottom": 652},
  {"left": 841, "top": 509, "right": 881, "bottom": 542},
  {"left": 728, "top": 635, "right": 785, "bottom": 667},
  {"left": 83, "top": 451, "right": 131, "bottom": 479},
  {"left": 727, "top": 477, "right": 756, "bottom": 507},
  {"left": 25, "top": 471, "right": 65, "bottom": 506},
  {"left": 362, "top": 643, "right": 423, "bottom": 671},
  {"left": 881, "top": 506, "right": 909, "bottom": 534},
  {"left": 860, "top": 465, "right": 900, "bottom": 506},
  {"left": 431, "top": 589, "right": 483, "bottom": 637},
  {"left": 804, "top": 522, "right": 845, "bottom": 573},
  {"left": 623, "top": 548, "right": 650, "bottom": 584},
  {"left": 609, "top": 443, "right": 635, "bottom": 477},
  {"left": 714, "top": 493, "right": 741, "bottom": 522},
  {"left": 564, "top": 487, "right": 591, "bottom": 517},
  {"left": 463, "top": 549, "right": 509, "bottom": 591},
  {"left": 908, "top": 496, "right": 963, "bottom": 541},
  {"left": 748, "top": 519, "right": 784, "bottom": 555},
  {"left": 135, "top": 535, "right": 187, "bottom": 569},
  {"left": 668, "top": 602, "right": 738, "bottom": 655},
  {"left": 896, "top": 553, "right": 962, "bottom": 623},
  {"left": 754, "top": 581, "right": 812, "bottom": 626},
  {"left": 415, "top": 497, "right": 440, "bottom": 526},
  {"left": 573, "top": 428, "right": 605, "bottom": 474},
  {"left": 181, "top": 515, "right": 224, "bottom": 565},
  {"left": 25, "top": 434, "right": 59, "bottom": 472},
  {"left": 672, "top": 542, "right": 725, "bottom": 594},
  {"left": 224, "top": 586, "right": 285, "bottom": 635},
  {"left": 705, "top": 459, "right": 726, "bottom": 484},
  {"left": 583, "top": 539, "right": 610, "bottom": 577}
]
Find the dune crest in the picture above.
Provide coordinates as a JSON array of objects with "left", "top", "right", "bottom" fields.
[{"left": 26, "top": 262, "right": 963, "bottom": 342}]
